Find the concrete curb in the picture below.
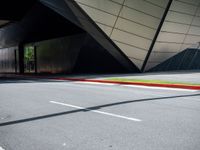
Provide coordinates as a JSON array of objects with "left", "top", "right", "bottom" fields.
[
  {"left": 53, "top": 77, "right": 200, "bottom": 90},
  {"left": 4, "top": 74, "right": 200, "bottom": 90}
]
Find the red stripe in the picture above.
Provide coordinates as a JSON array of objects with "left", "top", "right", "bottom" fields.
[
  {"left": 12, "top": 75, "right": 200, "bottom": 90},
  {"left": 53, "top": 77, "right": 200, "bottom": 90}
]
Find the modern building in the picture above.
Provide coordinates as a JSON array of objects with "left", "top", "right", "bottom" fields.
[{"left": 0, "top": 0, "right": 200, "bottom": 74}]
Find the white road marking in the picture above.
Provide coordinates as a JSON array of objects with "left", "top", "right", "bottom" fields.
[
  {"left": 0, "top": 146, "right": 5, "bottom": 150},
  {"left": 71, "top": 80, "right": 197, "bottom": 92},
  {"left": 121, "top": 84, "right": 198, "bottom": 92},
  {"left": 50, "top": 101, "right": 142, "bottom": 122},
  {"left": 74, "top": 81, "right": 115, "bottom": 86}
]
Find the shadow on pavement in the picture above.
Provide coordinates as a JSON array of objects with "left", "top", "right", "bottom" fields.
[
  {"left": 0, "top": 93, "right": 199, "bottom": 127},
  {"left": 0, "top": 76, "right": 69, "bottom": 84},
  {"left": 1, "top": 70, "right": 200, "bottom": 80}
]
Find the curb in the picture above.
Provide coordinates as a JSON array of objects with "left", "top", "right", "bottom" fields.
[
  {"left": 54, "top": 77, "right": 200, "bottom": 90},
  {"left": 4, "top": 74, "right": 200, "bottom": 90}
]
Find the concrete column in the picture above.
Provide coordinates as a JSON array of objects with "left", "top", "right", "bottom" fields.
[{"left": 18, "top": 44, "right": 24, "bottom": 74}]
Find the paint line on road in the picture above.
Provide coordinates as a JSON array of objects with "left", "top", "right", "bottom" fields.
[
  {"left": 74, "top": 81, "right": 116, "bottom": 86},
  {"left": 53, "top": 77, "right": 200, "bottom": 90},
  {"left": 50, "top": 101, "right": 142, "bottom": 122},
  {"left": 121, "top": 84, "right": 198, "bottom": 92},
  {"left": 70, "top": 80, "right": 197, "bottom": 92}
]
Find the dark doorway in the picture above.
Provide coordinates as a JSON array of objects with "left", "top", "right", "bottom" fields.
[{"left": 24, "top": 45, "right": 37, "bottom": 73}]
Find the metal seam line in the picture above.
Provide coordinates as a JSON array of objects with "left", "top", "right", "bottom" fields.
[
  {"left": 141, "top": 0, "right": 173, "bottom": 72},
  {"left": 109, "top": 0, "right": 126, "bottom": 37}
]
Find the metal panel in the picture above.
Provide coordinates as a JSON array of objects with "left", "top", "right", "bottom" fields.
[
  {"left": 41, "top": 0, "right": 140, "bottom": 72},
  {"left": 149, "top": 48, "right": 200, "bottom": 71},
  {"left": 146, "top": 0, "right": 200, "bottom": 71},
  {"left": 179, "top": 49, "right": 197, "bottom": 70},
  {"left": 190, "top": 50, "right": 200, "bottom": 69},
  {"left": 74, "top": 0, "right": 168, "bottom": 69},
  {"left": 30, "top": 34, "right": 86, "bottom": 74},
  {"left": 0, "top": 46, "right": 18, "bottom": 73}
]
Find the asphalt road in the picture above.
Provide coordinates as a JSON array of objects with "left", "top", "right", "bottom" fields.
[{"left": 0, "top": 77, "right": 200, "bottom": 150}]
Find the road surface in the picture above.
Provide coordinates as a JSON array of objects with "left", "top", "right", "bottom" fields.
[{"left": 0, "top": 77, "right": 200, "bottom": 150}]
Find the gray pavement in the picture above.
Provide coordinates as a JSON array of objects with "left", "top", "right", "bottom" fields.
[{"left": 0, "top": 76, "right": 200, "bottom": 150}]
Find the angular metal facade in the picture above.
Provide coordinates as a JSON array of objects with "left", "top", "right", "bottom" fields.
[
  {"left": 0, "top": 0, "right": 139, "bottom": 74},
  {"left": 74, "top": 0, "right": 200, "bottom": 71},
  {"left": 149, "top": 48, "right": 200, "bottom": 71},
  {"left": 0, "top": 0, "right": 200, "bottom": 74},
  {"left": 146, "top": 0, "right": 200, "bottom": 70},
  {"left": 74, "top": 0, "right": 168, "bottom": 69},
  {"left": 40, "top": 0, "right": 139, "bottom": 72}
]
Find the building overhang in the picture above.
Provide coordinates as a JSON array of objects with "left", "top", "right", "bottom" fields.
[{"left": 0, "top": 0, "right": 36, "bottom": 21}]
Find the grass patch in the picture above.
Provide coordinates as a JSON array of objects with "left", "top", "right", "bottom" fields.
[{"left": 104, "top": 78, "right": 200, "bottom": 86}]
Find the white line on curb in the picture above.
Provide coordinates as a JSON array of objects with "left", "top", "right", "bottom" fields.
[
  {"left": 74, "top": 81, "right": 116, "bottom": 86},
  {"left": 50, "top": 101, "right": 142, "bottom": 122},
  {"left": 70, "top": 80, "right": 197, "bottom": 92},
  {"left": 121, "top": 85, "right": 198, "bottom": 92}
]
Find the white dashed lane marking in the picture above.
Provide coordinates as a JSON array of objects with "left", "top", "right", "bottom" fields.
[{"left": 50, "top": 101, "right": 142, "bottom": 122}]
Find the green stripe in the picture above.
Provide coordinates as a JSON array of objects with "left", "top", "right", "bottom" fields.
[{"left": 104, "top": 78, "right": 200, "bottom": 86}]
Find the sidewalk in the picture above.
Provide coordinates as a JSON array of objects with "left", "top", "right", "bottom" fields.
[
  {"left": 2, "top": 71, "right": 199, "bottom": 90},
  {"left": 52, "top": 77, "right": 200, "bottom": 90}
]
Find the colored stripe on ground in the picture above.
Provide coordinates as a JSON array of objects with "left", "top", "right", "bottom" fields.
[
  {"left": 5, "top": 74, "right": 200, "bottom": 90},
  {"left": 53, "top": 77, "right": 200, "bottom": 90}
]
